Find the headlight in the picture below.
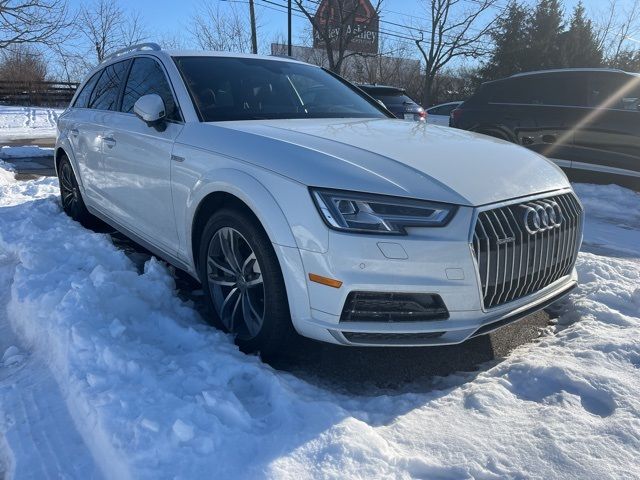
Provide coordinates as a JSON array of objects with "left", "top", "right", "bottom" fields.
[{"left": 310, "top": 188, "right": 456, "bottom": 234}]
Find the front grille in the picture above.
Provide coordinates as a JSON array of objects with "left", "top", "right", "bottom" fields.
[{"left": 471, "top": 192, "right": 583, "bottom": 309}]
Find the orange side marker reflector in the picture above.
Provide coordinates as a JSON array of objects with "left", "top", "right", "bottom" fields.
[{"left": 308, "top": 273, "right": 343, "bottom": 289}]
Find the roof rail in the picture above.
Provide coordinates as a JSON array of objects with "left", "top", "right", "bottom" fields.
[
  {"left": 510, "top": 67, "right": 627, "bottom": 77},
  {"left": 103, "top": 43, "right": 161, "bottom": 63}
]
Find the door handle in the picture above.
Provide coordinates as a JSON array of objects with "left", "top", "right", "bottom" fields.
[
  {"left": 103, "top": 136, "right": 116, "bottom": 148},
  {"left": 70, "top": 128, "right": 79, "bottom": 137}
]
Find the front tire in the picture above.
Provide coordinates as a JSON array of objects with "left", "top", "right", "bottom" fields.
[
  {"left": 198, "top": 208, "right": 295, "bottom": 357},
  {"left": 57, "top": 154, "right": 95, "bottom": 226}
]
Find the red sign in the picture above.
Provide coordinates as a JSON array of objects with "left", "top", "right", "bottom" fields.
[{"left": 313, "top": 0, "right": 380, "bottom": 54}]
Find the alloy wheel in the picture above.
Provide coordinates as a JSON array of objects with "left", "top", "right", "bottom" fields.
[
  {"left": 59, "top": 162, "right": 79, "bottom": 212},
  {"left": 206, "top": 227, "right": 265, "bottom": 340}
]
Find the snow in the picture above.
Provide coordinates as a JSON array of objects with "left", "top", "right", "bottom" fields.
[
  {"left": 0, "top": 106, "right": 62, "bottom": 142},
  {"left": 0, "top": 164, "right": 639, "bottom": 479}
]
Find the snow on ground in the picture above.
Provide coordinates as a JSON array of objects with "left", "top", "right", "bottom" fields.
[
  {"left": 0, "top": 106, "right": 62, "bottom": 142},
  {"left": 0, "top": 164, "right": 639, "bottom": 479}
]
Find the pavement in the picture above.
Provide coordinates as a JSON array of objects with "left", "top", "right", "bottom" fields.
[
  {"left": 1, "top": 137, "right": 56, "bottom": 177},
  {"left": 5, "top": 156, "right": 55, "bottom": 178},
  {"left": 3, "top": 137, "right": 56, "bottom": 147}
]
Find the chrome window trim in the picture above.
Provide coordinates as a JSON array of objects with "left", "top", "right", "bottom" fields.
[{"left": 487, "top": 101, "right": 639, "bottom": 113}]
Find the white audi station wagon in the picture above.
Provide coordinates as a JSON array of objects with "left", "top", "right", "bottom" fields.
[{"left": 56, "top": 44, "right": 583, "bottom": 356}]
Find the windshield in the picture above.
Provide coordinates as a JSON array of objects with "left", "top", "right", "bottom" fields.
[{"left": 173, "top": 56, "right": 388, "bottom": 122}]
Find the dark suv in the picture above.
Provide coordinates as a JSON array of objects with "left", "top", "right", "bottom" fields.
[
  {"left": 450, "top": 69, "right": 640, "bottom": 190},
  {"left": 358, "top": 85, "right": 425, "bottom": 122}
]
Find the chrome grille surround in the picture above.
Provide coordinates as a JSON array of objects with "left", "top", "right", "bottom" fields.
[{"left": 471, "top": 190, "right": 583, "bottom": 310}]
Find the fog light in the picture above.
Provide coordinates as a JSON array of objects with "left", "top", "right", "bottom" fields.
[{"left": 340, "top": 292, "right": 449, "bottom": 322}]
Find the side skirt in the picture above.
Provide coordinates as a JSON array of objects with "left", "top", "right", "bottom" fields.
[{"left": 86, "top": 205, "right": 197, "bottom": 279}]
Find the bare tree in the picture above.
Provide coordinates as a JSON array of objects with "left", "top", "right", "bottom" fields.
[
  {"left": 594, "top": 0, "right": 640, "bottom": 65},
  {"left": 0, "top": 0, "right": 71, "bottom": 49},
  {"left": 410, "top": 0, "right": 499, "bottom": 105},
  {"left": 49, "top": 41, "right": 90, "bottom": 83},
  {"left": 189, "top": 1, "right": 256, "bottom": 53},
  {"left": 294, "top": 0, "right": 383, "bottom": 75},
  {"left": 156, "top": 32, "right": 191, "bottom": 51},
  {"left": 0, "top": 46, "right": 47, "bottom": 82},
  {"left": 79, "top": 0, "right": 147, "bottom": 63}
]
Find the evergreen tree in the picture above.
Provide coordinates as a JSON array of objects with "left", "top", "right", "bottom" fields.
[
  {"left": 525, "top": 0, "right": 564, "bottom": 70},
  {"left": 608, "top": 50, "right": 640, "bottom": 72},
  {"left": 561, "top": 2, "right": 603, "bottom": 67},
  {"left": 481, "top": 1, "right": 531, "bottom": 80}
]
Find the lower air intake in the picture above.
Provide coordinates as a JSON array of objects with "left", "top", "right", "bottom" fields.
[
  {"left": 342, "top": 331, "right": 445, "bottom": 345},
  {"left": 340, "top": 292, "right": 449, "bottom": 322}
]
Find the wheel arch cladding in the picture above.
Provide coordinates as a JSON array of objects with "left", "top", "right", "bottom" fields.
[
  {"left": 191, "top": 192, "right": 262, "bottom": 272},
  {"left": 54, "top": 147, "right": 67, "bottom": 175},
  {"left": 189, "top": 171, "right": 297, "bottom": 272}
]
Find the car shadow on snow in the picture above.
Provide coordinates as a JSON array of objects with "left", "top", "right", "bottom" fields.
[{"left": 96, "top": 222, "right": 561, "bottom": 396}]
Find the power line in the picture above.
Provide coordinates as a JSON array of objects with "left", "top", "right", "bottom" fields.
[
  {"left": 261, "top": 0, "right": 498, "bottom": 46},
  {"left": 225, "top": 0, "right": 512, "bottom": 51}
]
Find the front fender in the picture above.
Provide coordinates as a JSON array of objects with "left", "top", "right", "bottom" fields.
[
  {"left": 183, "top": 168, "right": 313, "bottom": 325},
  {"left": 185, "top": 168, "right": 298, "bottom": 258}
]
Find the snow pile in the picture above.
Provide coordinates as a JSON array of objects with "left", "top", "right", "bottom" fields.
[
  {"left": 0, "top": 106, "right": 62, "bottom": 141},
  {"left": 1, "top": 346, "right": 24, "bottom": 367},
  {"left": 0, "top": 160, "right": 58, "bottom": 206},
  {"left": 0, "top": 165, "right": 639, "bottom": 479}
]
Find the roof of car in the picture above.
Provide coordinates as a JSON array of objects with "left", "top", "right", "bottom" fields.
[
  {"left": 427, "top": 101, "right": 462, "bottom": 109},
  {"left": 358, "top": 84, "right": 406, "bottom": 92},
  {"left": 164, "top": 50, "right": 307, "bottom": 64},
  {"left": 99, "top": 43, "right": 309, "bottom": 69},
  {"left": 510, "top": 68, "right": 633, "bottom": 77}
]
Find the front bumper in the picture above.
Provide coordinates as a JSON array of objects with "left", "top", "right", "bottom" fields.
[{"left": 281, "top": 200, "right": 579, "bottom": 347}]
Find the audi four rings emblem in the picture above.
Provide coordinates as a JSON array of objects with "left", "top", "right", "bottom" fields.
[{"left": 521, "top": 202, "right": 563, "bottom": 234}]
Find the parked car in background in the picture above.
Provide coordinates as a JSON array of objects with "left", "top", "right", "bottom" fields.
[
  {"left": 358, "top": 84, "right": 426, "bottom": 121},
  {"left": 426, "top": 101, "right": 462, "bottom": 126},
  {"left": 56, "top": 45, "right": 582, "bottom": 356},
  {"left": 450, "top": 69, "right": 640, "bottom": 190}
]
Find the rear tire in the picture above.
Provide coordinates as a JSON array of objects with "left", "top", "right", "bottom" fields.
[
  {"left": 57, "top": 154, "right": 96, "bottom": 227},
  {"left": 198, "top": 208, "right": 296, "bottom": 357}
]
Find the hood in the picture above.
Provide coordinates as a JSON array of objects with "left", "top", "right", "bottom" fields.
[{"left": 199, "top": 118, "right": 570, "bottom": 206}]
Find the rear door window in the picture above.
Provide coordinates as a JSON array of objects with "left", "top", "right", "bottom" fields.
[
  {"left": 589, "top": 73, "right": 640, "bottom": 111},
  {"left": 490, "top": 75, "right": 586, "bottom": 107},
  {"left": 121, "top": 57, "right": 181, "bottom": 121},
  {"left": 88, "top": 60, "right": 130, "bottom": 111},
  {"left": 73, "top": 72, "right": 101, "bottom": 108}
]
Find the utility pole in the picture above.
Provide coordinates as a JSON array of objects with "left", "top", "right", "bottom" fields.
[
  {"left": 288, "top": 0, "right": 292, "bottom": 56},
  {"left": 249, "top": 0, "right": 258, "bottom": 54}
]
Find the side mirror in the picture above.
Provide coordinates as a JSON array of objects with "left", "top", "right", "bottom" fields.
[{"left": 133, "top": 94, "right": 166, "bottom": 125}]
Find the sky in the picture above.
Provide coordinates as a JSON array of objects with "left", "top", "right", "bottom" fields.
[
  {"left": 65, "top": 0, "right": 628, "bottom": 48},
  {"left": 61, "top": 0, "right": 638, "bottom": 67}
]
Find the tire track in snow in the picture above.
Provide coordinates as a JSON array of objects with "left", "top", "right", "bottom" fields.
[
  {"left": 21, "top": 107, "right": 30, "bottom": 129},
  {"left": 0, "top": 256, "right": 103, "bottom": 480},
  {"left": 49, "top": 108, "right": 59, "bottom": 126}
]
